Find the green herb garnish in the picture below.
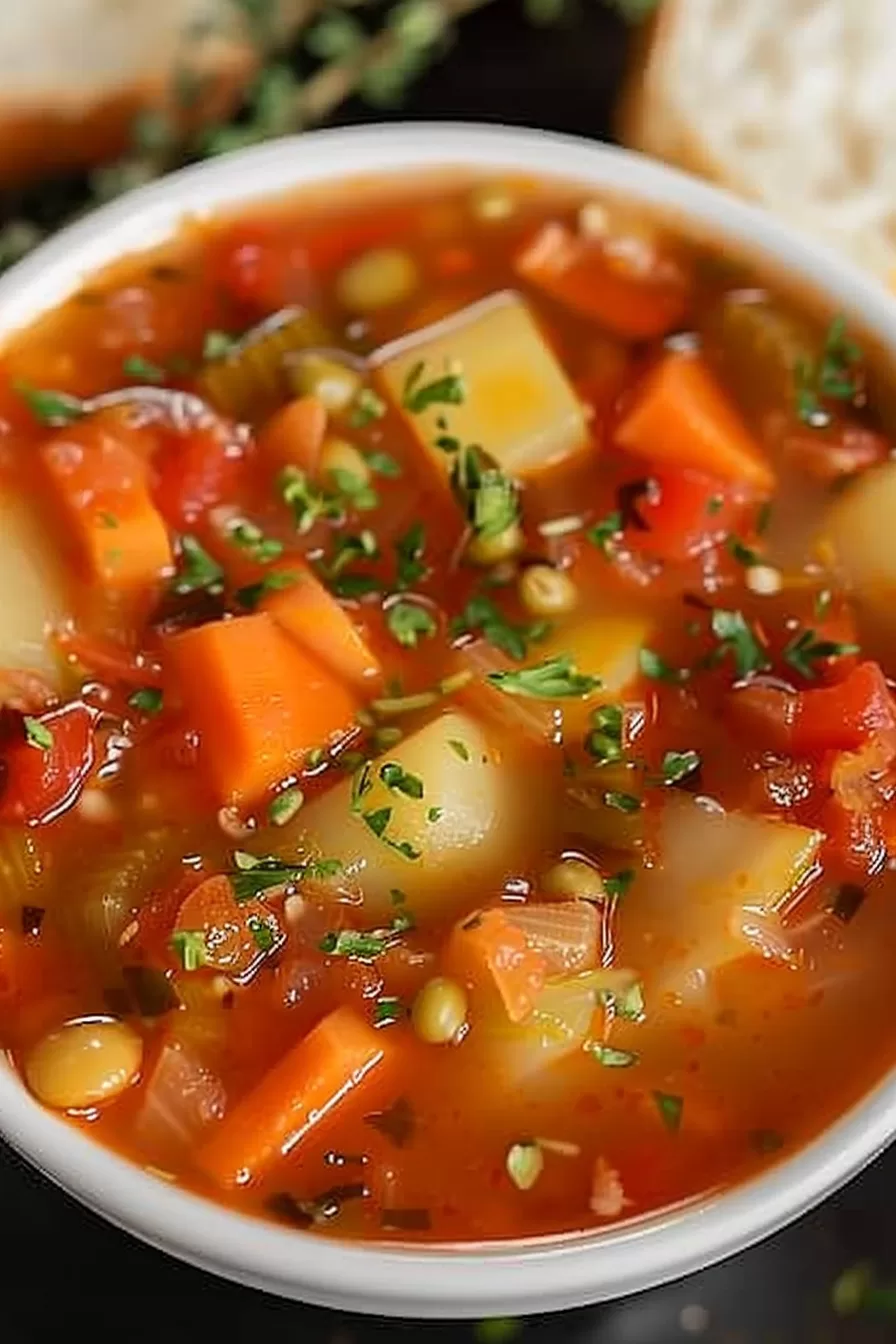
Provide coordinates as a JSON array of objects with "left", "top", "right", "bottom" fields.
[
  {"left": 320, "top": 910, "right": 413, "bottom": 961},
  {"left": 235, "top": 570, "right": 298, "bottom": 611},
  {"left": 229, "top": 851, "right": 341, "bottom": 902},
  {"left": 601, "top": 981, "right": 645, "bottom": 1022},
  {"left": 16, "top": 382, "right": 84, "bottom": 426},
  {"left": 229, "top": 519, "right": 284, "bottom": 564},
  {"left": 349, "top": 388, "right": 387, "bottom": 428},
  {"left": 586, "top": 1041, "right": 639, "bottom": 1068},
  {"left": 505, "top": 1140, "right": 543, "bottom": 1191},
  {"left": 653, "top": 1091, "right": 684, "bottom": 1133},
  {"left": 278, "top": 466, "right": 342, "bottom": 534},
  {"left": 604, "top": 868, "right": 635, "bottom": 899},
  {"left": 402, "top": 361, "right": 466, "bottom": 412},
  {"left": 487, "top": 655, "right": 600, "bottom": 699},
  {"left": 373, "top": 996, "right": 405, "bottom": 1025},
  {"left": 386, "top": 600, "right": 438, "bottom": 648},
  {"left": 23, "top": 717, "right": 54, "bottom": 751},
  {"left": 325, "top": 530, "right": 379, "bottom": 579},
  {"left": 639, "top": 646, "right": 686, "bottom": 683},
  {"left": 247, "top": 915, "right": 277, "bottom": 953},
  {"left": 587, "top": 510, "right": 623, "bottom": 554},
  {"left": 379, "top": 762, "right": 424, "bottom": 799},
  {"left": 331, "top": 467, "right": 379, "bottom": 513},
  {"left": 172, "top": 535, "right": 225, "bottom": 597},
  {"left": 603, "top": 790, "right": 641, "bottom": 813},
  {"left": 268, "top": 787, "right": 305, "bottom": 828},
  {"left": 202, "top": 329, "right": 239, "bottom": 361},
  {"left": 394, "top": 522, "right": 428, "bottom": 588},
  {"left": 128, "top": 687, "right": 164, "bottom": 716},
  {"left": 586, "top": 703, "right": 624, "bottom": 765},
  {"left": 170, "top": 929, "right": 208, "bottom": 972},
  {"left": 782, "top": 628, "right": 860, "bottom": 680},
  {"left": 122, "top": 354, "right": 166, "bottom": 384},
  {"left": 794, "top": 315, "right": 863, "bottom": 427},
  {"left": 661, "top": 749, "right": 701, "bottom": 785},
  {"left": 448, "top": 739, "right": 470, "bottom": 761},
  {"left": 710, "top": 608, "right": 769, "bottom": 678},
  {"left": 452, "top": 593, "right": 548, "bottom": 662},
  {"left": 726, "top": 536, "right": 762, "bottom": 568}
]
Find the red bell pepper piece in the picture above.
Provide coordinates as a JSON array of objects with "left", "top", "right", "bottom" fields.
[
  {"left": 627, "top": 468, "right": 748, "bottom": 562},
  {"left": 0, "top": 702, "right": 96, "bottom": 826},
  {"left": 729, "top": 662, "right": 896, "bottom": 756}
]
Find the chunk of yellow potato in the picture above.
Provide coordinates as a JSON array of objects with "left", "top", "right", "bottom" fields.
[
  {"left": 822, "top": 461, "right": 896, "bottom": 643},
  {"left": 277, "top": 709, "right": 549, "bottom": 924},
  {"left": 371, "top": 291, "right": 587, "bottom": 478},
  {"left": 536, "top": 608, "right": 654, "bottom": 736},
  {"left": 620, "top": 797, "right": 824, "bottom": 998},
  {"left": 0, "top": 492, "right": 65, "bottom": 684}
]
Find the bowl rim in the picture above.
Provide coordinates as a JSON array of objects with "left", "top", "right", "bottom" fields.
[{"left": 2, "top": 120, "right": 896, "bottom": 1319}]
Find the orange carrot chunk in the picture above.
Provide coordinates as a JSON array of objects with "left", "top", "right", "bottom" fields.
[
  {"left": 444, "top": 907, "right": 547, "bottom": 1023},
  {"left": 263, "top": 565, "right": 382, "bottom": 692},
  {"left": 257, "top": 394, "right": 327, "bottom": 475},
  {"left": 39, "top": 410, "right": 172, "bottom": 602},
  {"left": 164, "top": 611, "right": 359, "bottom": 805},
  {"left": 615, "top": 351, "right": 775, "bottom": 493},
  {"left": 516, "top": 221, "right": 689, "bottom": 340},
  {"left": 196, "top": 1006, "right": 393, "bottom": 1189}
]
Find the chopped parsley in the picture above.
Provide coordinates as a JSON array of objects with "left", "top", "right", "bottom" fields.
[
  {"left": 235, "top": 570, "right": 298, "bottom": 610},
  {"left": 448, "top": 739, "right": 470, "bottom": 761},
  {"left": 122, "top": 354, "right": 165, "bottom": 384},
  {"left": 229, "top": 851, "right": 342, "bottom": 902},
  {"left": 330, "top": 467, "right": 378, "bottom": 513},
  {"left": 449, "top": 446, "right": 520, "bottom": 541},
  {"left": 451, "top": 593, "right": 548, "bottom": 663},
  {"left": 324, "top": 530, "right": 379, "bottom": 579},
  {"left": 487, "top": 655, "right": 600, "bottom": 699},
  {"left": 505, "top": 1140, "right": 543, "bottom": 1191},
  {"left": 394, "top": 522, "right": 428, "bottom": 588},
  {"left": 373, "top": 996, "right": 405, "bottom": 1026},
  {"left": 604, "top": 868, "right": 635, "bottom": 899},
  {"left": 365, "top": 448, "right": 401, "bottom": 477},
  {"left": 653, "top": 1090, "right": 684, "bottom": 1133},
  {"left": 349, "top": 388, "right": 387, "bottom": 428},
  {"left": 128, "top": 687, "right": 163, "bottom": 716},
  {"left": 379, "top": 762, "right": 424, "bottom": 799},
  {"left": 726, "top": 536, "right": 762, "bottom": 568},
  {"left": 661, "top": 749, "right": 701, "bottom": 785},
  {"left": 170, "top": 929, "right": 208, "bottom": 971},
  {"left": 586, "top": 1041, "right": 639, "bottom": 1068},
  {"left": 229, "top": 519, "right": 284, "bottom": 564},
  {"left": 402, "top": 361, "right": 466, "bottom": 413},
  {"left": 603, "top": 790, "right": 641, "bottom": 813},
  {"left": 587, "top": 510, "right": 623, "bottom": 554},
  {"left": 639, "top": 646, "right": 686, "bottom": 683},
  {"left": 586, "top": 703, "right": 624, "bottom": 765},
  {"left": 247, "top": 915, "right": 277, "bottom": 953},
  {"left": 386, "top": 600, "right": 438, "bottom": 648},
  {"left": 268, "top": 787, "right": 305, "bottom": 828},
  {"left": 706, "top": 494, "right": 724, "bottom": 516},
  {"left": 782, "top": 628, "right": 859, "bottom": 680},
  {"left": 15, "top": 382, "right": 84, "bottom": 426},
  {"left": 278, "top": 466, "right": 342, "bottom": 534},
  {"left": 172, "top": 535, "right": 225, "bottom": 597},
  {"left": 602, "top": 981, "right": 645, "bottom": 1022},
  {"left": 710, "top": 608, "right": 769, "bottom": 678},
  {"left": 23, "top": 717, "right": 53, "bottom": 751},
  {"left": 427, "top": 807, "right": 443, "bottom": 823},
  {"left": 794, "top": 315, "right": 863, "bottom": 427},
  {"left": 202, "top": 329, "right": 239, "bottom": 361},
  {"left": 814, "top": 587, "right": 833, "bottom": 619},
  {"left": 320, "top": 911, "right": 413, "bottom": 961}
]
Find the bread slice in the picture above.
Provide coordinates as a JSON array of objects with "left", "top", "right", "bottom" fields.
[
  {"left": 0, "top": 0, "right": 311, "bottom": 186},
  {"left": 620, "top": 0, "right": 896, "bottom": 280}
]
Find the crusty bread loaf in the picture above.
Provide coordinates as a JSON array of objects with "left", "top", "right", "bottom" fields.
[
  {"left": 620, "top": 0, "right": 896, "bottom": 280},
  {"left": 0, "top": 0, "right": 311, "bottom": 186}
]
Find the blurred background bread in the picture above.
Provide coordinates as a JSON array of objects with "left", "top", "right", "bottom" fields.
[
  {"left": 620, "top": 0, "right": 896, "bottom": 281},
  {"left": 0, "top": 0, "right": 311, "bottom": 186}
]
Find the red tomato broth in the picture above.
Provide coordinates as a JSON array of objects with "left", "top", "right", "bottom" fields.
[{"left": 0, "top": 168, "right": 894, "bottom": 1244}]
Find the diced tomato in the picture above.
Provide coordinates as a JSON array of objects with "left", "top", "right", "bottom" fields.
[
  {"left": 730, "top": 662, "right": 896, "bottom": 756},
  {"left": 819, "top": 794, "right": 888, "bottom": 879},
  {"left": 0, "top": 702, "right": 96, "bottom": 826},
  {"left": 55, "top": 628, "right": 163, "bottom": 689},
  {"left": 152, "top": 425, "right": 247, "bottom": 531},
  {"left": 626, "top": 468, "right": 749, "bottom": 563},
  {"left": 212, "top": 221, "right": 315, "bottom": 313}
]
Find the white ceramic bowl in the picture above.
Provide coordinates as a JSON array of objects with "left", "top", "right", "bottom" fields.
[{"left": 1, "top": 122, "right": 896, "bottom": 1319}]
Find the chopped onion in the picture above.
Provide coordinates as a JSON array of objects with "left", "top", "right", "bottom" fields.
[{"left": 506, "top": 901, "right": 599, "bottom": 974}]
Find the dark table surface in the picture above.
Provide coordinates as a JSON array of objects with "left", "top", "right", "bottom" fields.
[{"left": 4, "top": 3, "right": 896, "bottom": 1340}]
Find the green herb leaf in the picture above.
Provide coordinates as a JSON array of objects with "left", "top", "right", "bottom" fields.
[
  {"left": 585, "top": 1041, "right": 639, "bottom": 1068},
  {"left": 394, "top": 522, "right": 428, "bottom": 588},
  {"left": 229, "top": 518, "right": 284, "bottom": 564},
  {"left": 782, "top": 628, "right": 860, "bottom": 680},
  {"left": 706, "top": 494, "right": 724, "bottom": 516},
  {"left": 452, "top": 593, "right": 548, "bottom": 663},
  {"left": 229, "top": 852, "right": 341, "bottom": 903},
  {"left": 448, "top": 738, "right": 470, "bottom": 761},
  {"left": 639, "top": 646, "right": 686, "bottom": 683},
  {"left": 128, "top": 687, "right": 163, "bottom": 716},
  {"left": 170, "top": 929, "right": 208, "bottom": 972},
  {"left": 386, "top": 600, "right": 437, "bottom": 648},
  {"left": 601, "top": 981, "right": 645, "bottom": 1022},
  {"left": 235, "top": 570, "right": 298, "bottom": 611},
  {"left": 320, "top": 912, "right": 411, "bottom": 961},
  {"left": 726, "top": 536, "right": 762, "bottom": 568},
  {"left": 427, "top": 806, "right": 443, "bottom": 823},
  {"left": 505, "top": 1141, "right": 543, "bottom": 1191},
  {"left": 794, "top": 315, "right": 863, "bottom": 427},
  {"left": 472, "top": 468, "right": 519, "bottom": 540},
  {"left": 373, "top": 996, "right": 405, "bottom": 1026},
  {"left": 363, "top": 806, "right": 393, "bottom": 839},
  {"left": 348, "top": 388, "right": 387, "bottom": 428},
  {"left": 603, "top": 790, "right": 641, "bottom": 813},
  {"left": 23, "top": 717, "right": 54, "bottom": 751},
  {"left": 661, "top": 749, "right": 701, "bottom": 785},
  {"left": 278, "top": 466, "right": 343, "bottom": 534},
  {"left": 586, "top": 702, "right": 625, "bottom": 765},
  {"left": 365, "top": 449, "right": 400, "bottom": 477},
  {"left": 587, "top": 510, "right": 623, "bottom": 555},
  {"left": 379, "top": 762, "right": 424, "bottom": 799},
  {"left": 324, "top": 530, "right": 379, "bottom": 580},
  {"left": 402, "top": 361, "right": 466, "bottom": 412},
  {"left": 172, "top": 534, "right": 225, "bottom": 597},
  {"left": 653, "top": 1091, "right": 684, "bottom": 1133},
  {"left": 122, "top": 353, "right": 166, "bottom": 384},
  {"left": 268, "top": 787, "right": 305, "bottom": 828},
  {"left": 202, "top": 329, "right": 238, "bottom": 361},
  {"left": 710, "top": 608, "right": 769, "bottom": 678},
  {"left": 487, "top": 655, "right": 600, "bottom": 700},
  {"left": 15, "top": 382, "right": 84, "bottom": 426},
  {"left": 604, "top": 868, "right": 635, "bottom": 899},
  {"left": 247, "top": 915, "right": 277, "bottom": 953},
  {"left": 331, "top": 467, "right": 379, "bottom": 513}
]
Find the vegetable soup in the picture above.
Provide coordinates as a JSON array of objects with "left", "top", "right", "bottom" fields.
[{"left": 0, "top": 169, "right": 895, "bottom": 1244}]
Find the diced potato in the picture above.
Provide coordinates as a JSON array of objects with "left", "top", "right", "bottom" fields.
[
  {"left": 0, "top": 491, "right": 66, "bottom": 684},
  {"left": 279, "top": 710, "right": 548, "bottom": 923},
  {"left": 820, "top": 461, "right": 896, "bottom": 642},
  {"left": 371, "top": 291, "right": 588, "bottom": 479},
  {"left": 619, "top": 797, "right": 823, "bottom": 998},
  {"left": 536, "top": 608, "right": 653, "bottom": 737},
  {"left": 564, "top": 761, "right": 646, "bottom": 853}
]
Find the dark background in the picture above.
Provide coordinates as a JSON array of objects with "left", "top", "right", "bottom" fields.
[{"left": 4, "top": 3, "right": 896, "bottom": 1340}]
